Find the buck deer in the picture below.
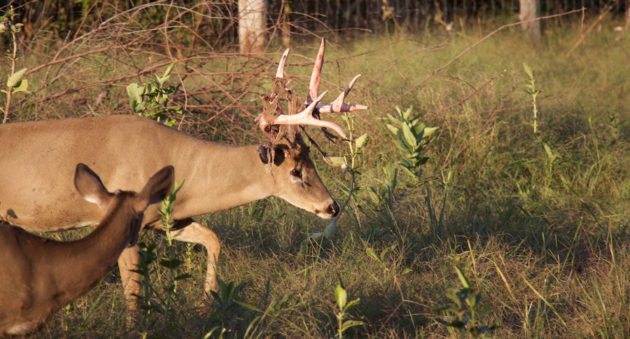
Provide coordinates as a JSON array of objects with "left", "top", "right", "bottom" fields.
[
  {"left": 0, "top": 164, "right": 174, "bottom": 336},
  {"left": 0, "top": 39, "right": 367, "bottom": 317}
]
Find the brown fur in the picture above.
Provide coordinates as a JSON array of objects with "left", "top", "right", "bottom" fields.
[
  {"left": 0, "top": 164, "right": 173, "bottom": 336},
  {"left": 0, "top": 115, "right": 337, "bottom": 316}
]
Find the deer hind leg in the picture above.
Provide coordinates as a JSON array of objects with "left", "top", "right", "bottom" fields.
[
  {"left": 171, "top": 220, "right": 221, "bottom": 297},
  {"left": 118, "top": 245, "right": 141, "bottom": 323}
]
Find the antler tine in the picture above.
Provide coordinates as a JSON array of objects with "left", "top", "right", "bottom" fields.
[
  {"left": 275, "top": 48, "right": 290, "bottom": 79},
  {"left": 317, "top": 74, "right": 368, "bottom": 113},
  {"left": 274, "top": 91, "right": 347, "bottom": 140},
  {"left": 308, "top": 38, "right": 325, "bottom": 102}
]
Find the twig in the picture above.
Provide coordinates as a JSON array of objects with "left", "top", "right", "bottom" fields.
[
  {"left": 3, "top": 29, "right": 18, "bottom": 124},
  {"left": 566, "top": 6, "right": 611, "bottom": 56}
]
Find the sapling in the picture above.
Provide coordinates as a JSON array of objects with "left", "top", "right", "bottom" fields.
[{"left": 1, "top": 7, "right": 28, "bottom": 124}]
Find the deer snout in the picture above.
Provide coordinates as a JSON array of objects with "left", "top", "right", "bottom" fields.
[
  {"left": 316, "top": 200, "right": 339, "bottom": 219},
  {"left": 327, "top": 201, "right": 340, "bottom": 217}
]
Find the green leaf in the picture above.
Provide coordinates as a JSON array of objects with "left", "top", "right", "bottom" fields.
[
  {"left": 6, "top": 68, "right": 27, "bottom": 88},
  {"left": 163, "top": 63, "right": 175, "bottom": 77},
  {"left": 365, "top": 188, "right": 381, "bottom": 205},
  {"left": 543, "top": 143, "right": 558, "bottom": 162},
  {"left": 354, "top": 133, "right": 368, "bottom": 149},
  {"left": 386, "top": 124, "right": 399, "bottom": 135},
  {"left": 394, "top": 106, "right": 403, "bottom": 118},
  {"left": 402, "top": 106, "right": 413, "bottom": 120},
  {"left": 344, "top": 298, "right": 361, "bottom": 311},
  {"left": 380, "top": 244, "right": 395, "bottom": 259},
  {"left": 401, "top": 123, "right": 417, "bottom": 148},
  {"left": 326, "top": 156, "right": 347, "bottom": 167},
  {"left": 365, "top": 247, "right": 380, "bottom": 262},
  {"left": 156, "top": 64, "right": 175, "bottom": 86},
  {"left": 412, "top": 122, "right": 425, "bottom": 136},
  {"left": 335, "top": 284, "right": 348, "bottom": 310},
  {"left": 235, "top": 300, "right": 263, "bottom": 313},
  {"left": 400, "top": 166, "right": 417, "bottom": 179},
  {"left": 423, "top": 126, "right": 439, "bottom": 138},
  {"left": 126, "top": 83, "right": 144, "bottom": 102},
  {"left": 454, "top": 266, "right": 470, "bottom": 289},
  {"left": 341, "top": 320, "right": 364, "bottom": 331},
  {"left": 11, "top": 79, "right": 28, "bottom": 93},
  {"left": 386, "top": 114, "right": 400, "bottom": 125},
  {"left": 523, "top": 63, "right": 534, "bottom": 79}
]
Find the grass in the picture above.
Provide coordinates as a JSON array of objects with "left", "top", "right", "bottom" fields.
[{"left": 8, "top": 20, "right": 630, "bottom": 338}]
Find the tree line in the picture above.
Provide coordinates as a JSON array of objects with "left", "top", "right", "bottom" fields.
[{"left": 1, "top": 0, "right": 628, "bottom": 52}]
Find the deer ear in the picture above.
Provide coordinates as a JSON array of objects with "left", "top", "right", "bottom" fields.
[
  {"left": 272, "top": 145, "right": 286, "bottom": 166},
  {"left": 137, "top": 166, "right": 175, "bottom": 208},
  {"left": 258, "top": 144, "right": 271, "bottom": 164},
  {"left": 74, "top": 163, "right": 114, "bottom": 209},
  {"left": 258, "top": 144, "right": 287, "bottom": 166}
]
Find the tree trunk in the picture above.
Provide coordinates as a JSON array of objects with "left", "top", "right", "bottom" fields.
[
  {"left": 280, "top": 0, "right": 291, "bottom": 48},
  {"left": 626, "top": 0, "right": 630, "bottom": 29},
  {"left": 519, "top": 0, "right": 541, "bottom": 43},
  {"left": 238, "top": 0, "right": 266, "bottom": 54}
]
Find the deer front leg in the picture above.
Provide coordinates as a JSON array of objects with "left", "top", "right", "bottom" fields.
[
  {"left": 118, "top": 245, "right": 141, "bottom": 323},
  {"left": 171, "top": 221, "right": 221, "bottom": 298}
]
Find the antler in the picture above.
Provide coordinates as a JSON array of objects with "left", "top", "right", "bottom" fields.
[
  {"left": 275, "top": 48, "right": 290, "bottom": 79},
  {"left": 273, "top": 91, "right": 347, "bottom": 140},
  {"left": 259, "top": 47, "right": 349, "bottom": 140},
  {"left": 307, "top": 38, "right": 368, "bottom": 113}
]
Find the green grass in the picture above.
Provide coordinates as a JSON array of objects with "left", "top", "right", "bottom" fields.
[{"left": 8, "top": 21, "right": 630, "bottom": 338}]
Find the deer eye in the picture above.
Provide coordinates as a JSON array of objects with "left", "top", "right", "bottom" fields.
[{"left": 290, "top": 168, "right": 302, "bottom": 179}]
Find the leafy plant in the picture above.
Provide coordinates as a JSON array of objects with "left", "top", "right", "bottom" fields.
[
  {"left": 202, "top": 278, "right": 263, "bottom": 338},
  {"left": 523, "top": 63, "right": 540, "bottom": 134},
  {"left": 135, "top": 181, "right": 191, "bottom": 331},
  {"left": 127, "top": 63, "right": 182, "bottom": 126},
  {"left": 436, "top": 266, "right": 496, "bottom": 337},
  {"left": 242, "top": 294, "right": 293, "bottom": 339},
  {"left": 1, "top": 7, "right": 28, "bottom": 124},
  {"left": 308, "top": 113, "right": 367, "bottom": 243},
  {"left": 334, "top": 284, "right": 364, "bottom": 339},
  {"left": 364, "top": 162, "right": 398, "bottom": 211},
  {"left": 386, "top": 106, "right": 437, "bottom": 180}
]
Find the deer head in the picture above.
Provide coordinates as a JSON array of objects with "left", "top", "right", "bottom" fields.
[
  {"left": 74, "top": 163, "right": 175, "bottom": 244},
  {"left": 256, "top": 39, "right": 367, "bottom": 219}
]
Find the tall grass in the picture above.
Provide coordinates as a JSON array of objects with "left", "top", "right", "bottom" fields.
[{"left": 13, "top": 20, "right": 630, "bottom": 337}]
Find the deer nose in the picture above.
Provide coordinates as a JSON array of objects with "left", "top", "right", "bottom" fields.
[{"left": 326, "top": 201, "right": 340, "bottom": 217}]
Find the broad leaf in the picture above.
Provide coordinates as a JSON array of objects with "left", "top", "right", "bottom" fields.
[
  {"left": 335, "top": 284, "right": 347, "bottom": 310},
  {"left": 423, "top": 126, "right": 439, "bottom": 138},
  {"left": 11, "top": 79, "right": 28, "bottom": 93},
  {"left": 523, "top": 62, "right": 534, "bottom": 78},
  {"left": 401, "top": 122, "right": 417, "bottom": 148},
  {"left": 386, "top": 123, "right": 399, "bottom": 135},
  {"left": 355, "top": 133, "right": 368, "bottom": 149},
  {"left": 6, "top": 68, "right": 27, "bottom": 88},
  {"left": 326, "top": 156, "right": 347, "bottom": 167}
]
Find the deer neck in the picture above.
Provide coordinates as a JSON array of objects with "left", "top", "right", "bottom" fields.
[
  {"left": 171, "top": 143, "right": 277, "bottom": 219},
  {"left": 51, "top": 201, "right": 135, "bottom": 301}
]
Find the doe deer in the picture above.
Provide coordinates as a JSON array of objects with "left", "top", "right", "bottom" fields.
[
  {"left": 0, "top": 164, "right": 174, "bottom": 336},
  {"left": 0, "top": 39, "right": 367, "bottom": 317}
]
